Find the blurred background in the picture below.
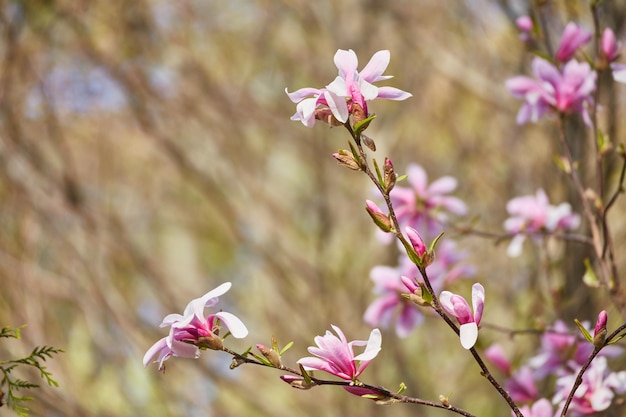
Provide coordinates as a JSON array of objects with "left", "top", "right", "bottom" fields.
[{"left": 1, "top": 0, "right": 626, "bottom": 416}]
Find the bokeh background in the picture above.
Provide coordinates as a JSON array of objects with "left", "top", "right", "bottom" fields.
[{"left": 1, "top": 0, "right": 626, "bottom": 416}]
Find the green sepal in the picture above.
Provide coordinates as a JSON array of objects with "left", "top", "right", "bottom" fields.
[
  {"left": 373, "top": 158, "right": 384, "bottom": 185},
  {"left": 428, "top": 232, "right": 444, "bottom": 254},
  {"left": 279, "top": 341, "right": 294, "bottom": 356},
  {"left": 299, "top": 364, "right": 313, "bottom": 385},
  {"left": 574, "top": 318, "right": 593, "bottom": 343},
  {"left": 583, "top": 258, "right": 600, "bottom": 288},
  {"left": 354, "top": 114, "right": 377, "bottom": 138},
  {"left": 608, "top": 333, "right": 626, "bottom": 345},
  {"left": 419, "top": 282, "right": 433, "bottom": 304},
  {"left": 395, "top": 174, "right": 408, "bottom": 183}
]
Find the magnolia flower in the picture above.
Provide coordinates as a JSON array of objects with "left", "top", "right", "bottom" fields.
[
  {"left": 143, "top": 282, "right": 248, "bottom": 370},
  {"left": 440, "top": 283, "right": 485, "bottom": 349},
  {"left": 286, "top": 49, "right": 411, "bottom": 127},
  {"left": 298, "top": 325, "right": 381, "bottom": 381},
  {"left": 554, "top": 357, "right": 626, "bottom": 414},
  {"left": 382, "top": 163, "right": 467, "bottom": 241},
  {"left": 364, "top": 240, "right": 474, "bottom": 337},
  {"left": 505, "top": 366, "right": 539, "bottom": 403},
  {"left": 516, "top": 399, "right": 557, "bottom": 417},
  {"left": 612, "top": 63, "right": 626, "bottom": 84},
  {"left": 507, "top": 57, "right": 596, "bottom": 125},
  {"left": 555, "top": 22, "right": 591, "bottom": 62},
  {"left": 503, "top": 189, "right": 580, "bottom": 257}
]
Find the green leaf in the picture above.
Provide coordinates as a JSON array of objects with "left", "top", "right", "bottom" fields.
[
  {"left": 574, "top": 319, "right": 593, "bottom": 343},
  {"left": 354, "top": 114, "right": 377, "bottom": 137},
  {"left": 372, "top": 158, "right": 383, "bottom": 185},
  {"left": 279, "top": 341, "right": 294, "bottom": 356},
  {"left": 395, "top": 174, "right": 408, "bottom": 183},
  {"left": 583, "top": 259, "right": 600, "bottom": 288}
]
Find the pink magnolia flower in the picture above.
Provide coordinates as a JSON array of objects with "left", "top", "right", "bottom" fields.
[
  {"left": 364, "top": 240, "right": 474, "bottom": 337},
  {"left": 382, "top": 163, "right": 467, "bottom": 241},
  {"left": 555, "top": 23, "right": 591, "bottom": 62},
  {"left": 601, "top": 28, "right": 621, "bottom": 63},
  {"left": 505, "top": 366, "right": 539, "bottom": 403},
  {"left": 439, "top": 283, "right": 485, "bottom": 349},
  {"left": 612, "top": 63, "right": 626, "bottom": 84},
  {"left": 485, "top": 343, "right": 512, "bottom": 375},
  {"left": 298, "top": 325, "right": 381, "bottom": 381},
  {"left": 503, "top": 189, "right": 580, "bottom": 257},
  {"left": 516, "top": 16, "right": 533, "bottom": 33},
  {"left": 554, "top": 357, "right": 626, "bottom": 414},
  {"left": 143, "top": 282, "right": 248, "bottom": 370},
  {"left": 507, "top": 57, "right": 596, "bottom": 125},
  {"left": 286, "top": 49, "right": 412, "bottom": 127},
  {"left": 516, "top": 398, "right": 558, "bottom": 417}
]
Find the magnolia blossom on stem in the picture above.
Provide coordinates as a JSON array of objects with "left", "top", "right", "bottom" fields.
[
  {"left": 555, "top": 23, "right": 591, "bottom": 62},
  {"left": 364, "top": 240, "right": 474, "bottom": 337},
  {"left": 516, "top": 398, "right": 558, "bottom": 417},
  {"left": 298, "top": 325, "right": 381, "bottom": 382},
  {"left": 286, "top": 49, "right": 411, "bottom": 127},
  {"left": 382, "top": 163, "right": 467, "bottom": 241},
  {"left": 506, "top": 57, "right": 596, "bottom": 125},
  {"left": 143, "top": 282, "right": 248, "bottom": 370},
  {"left": 554, "top": 357, "right": 626, "bottom": 415},
  {"left": 503, "top": 189, "right": 580, "bottom": 257},
  {"left": 439, "top": 283, "right": 485, "bottom": 349}
]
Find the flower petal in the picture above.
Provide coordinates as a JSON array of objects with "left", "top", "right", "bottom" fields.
[
  {"left": 471, "top": 283, "right": 485, "bottom": 325},
  {"left": 459, "top": 322, "right": 479, "bottom": 349},
  {"left": 353, "top": 328, "right": 382, "bottom": 361},
  {"left": 215, "top": 311, "right": 249, "bottom": 338},
  {"left": 359, "top": 50, "right": 390, "bottom": 82}
]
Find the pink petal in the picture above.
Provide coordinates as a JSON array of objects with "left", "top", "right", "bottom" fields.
[
  {"left": 471, "top": 283, "right": 485, "bottom": 324},
  {"left": 359, "top": 50, "right": 390, "bottom": 82},
  {"left": 376, "top": 86, "right": 412, "bottom": 100},
  {"left": 334, "top": 49, "right": 358, "bottom": 82}
]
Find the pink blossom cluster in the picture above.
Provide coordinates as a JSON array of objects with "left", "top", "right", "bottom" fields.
[
  {"left": 486, "top": 317, "right": 626, "bottom": 416},
  {"left": 286, "top": 49, "right": 412, "bottom": 128},
  {"left": 143, "top": 282, "right": 249, "bottom": 371},
  {"left": 507, "top": 22, "right": 596, "bottom": 124},
  {"left": 503, "top": 189, "right": 580, "bottom": 257},
  {"left": 364, "top": 239, "right": 475, "bottom": 338}
]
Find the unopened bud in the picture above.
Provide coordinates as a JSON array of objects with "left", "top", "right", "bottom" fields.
[
  {"left": 352, "top": 102, "right": 367, "bottom": 127},
  {"left": 365, "top": 200, "right": 392, "bottom": 232},
  {"left": 439, "top": 394, "right": 451, "bottom": 408},
  {"left": 280, "top": 375, "right": 315, "bottom": 390},
  {"left": 197, "top": 335, "right": 223, "bottom": 351},
  {"left": 256, "top": 344, "right": 282, "bottom": 368},
  {"left": 333, "top": 151, "right": 361, "bottom": 171},
  {"left": 383, "top": 158, "right": 396, "bottom": 192},
  {"left": 362, "top": 134, "right": 376, "bottom": 152},
  {"left": 593, "top": 310, "right": 608, "bottom": 349},
  {"left": 315, "top": 108, "right": 343, "bottom": 127},
  {"left": 406, "top": 226, "right": 426, "bottom": 257}
]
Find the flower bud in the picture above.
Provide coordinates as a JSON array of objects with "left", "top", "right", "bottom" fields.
[
  {"left": 197, "top": 335, "right": 223, "bottom": 351},
  {"left": 280, "top": 375, "right": 315, "bottom": 390},
  {"left": 593, "top": 310, "right": 608, "bottom": 349},
  {"left": 516, "top": 16, "right": 533, "bottom": 33},
  {"left": 601, "top": 28, "right": 621, "bottom": 64},
  {"left": 406, "top": 226, "right": 426, "bottom": 257},
  {"left": 333, "top": 151, "right": 361, "bottom": 171},
  {"left": 383, "top": 158, "right": 396, "bottom": 192},
  {"left": 256, "top": 344, "right": 282, "bottom": 368},
  {"left": 365, "top": 200, "right": 392, "bottom": 232}
]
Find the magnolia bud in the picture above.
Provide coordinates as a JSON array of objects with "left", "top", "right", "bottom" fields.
[
  {"left": 593, "top": 310, "right": 608, "bottom": 349},
  {"left": 197, "top": 335, "right": 223, "bottom": 351},
  {"left": 365, "top": 200, "right": 392, "bottom": 232},
  {"left": 256, "top": 344, "right": 282, "bottom": 368},
  {"left": 333, "top": 151, "right": 361, "bottom": 171},
  {"left": 383, "top": 158, "right": 396, "bottom": 192}
]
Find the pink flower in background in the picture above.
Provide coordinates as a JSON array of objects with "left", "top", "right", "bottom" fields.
[
  {"left": 601, "top": 28, "right": 621, "bottom": 63},
  {"left": 516, "top": 16, "right": 533, "bottom": 33},
  {"left": 440, "top": 283, "right": 485, "bottom": 349},
  {"left": 143, "top": 282, "right": 248, "bottom": 370},
  {"left": 485, "top": 343, "right": 512, "bottom": 375},
  {"left": 517, "top": 399, "right": 557, "bottom": 417},
  {"left": 503, "top": 189, "right": 580, "bottom": 257},
  {"left": 298, "top": 325, "right": 381, "bottom": 381},
  {"left": 555, "top": 23, "right": 591, "bottom": 62},
  {"left": 506, "top": 57, "right": 596, "bottom": 125},
  {"left": 554, "top": 357, "right": 626, "bottom": 414},
  {"left": 505, "top": 366, "right": 539, "bottom": 403},
  {"left": 364, "top": 240, "right": 474, "bottom": 337},
  {"left": 612, "top": 63, "right": 626, "bottom": 83},
  {"left": 286, "top": 49, "right": 411, "bottom": 127},
  {"left": 384, "top": 163, "right": 467, "bottom": 240}
]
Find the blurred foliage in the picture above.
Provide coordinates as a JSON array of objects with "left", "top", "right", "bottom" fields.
[{"left": 0, "top": 0, "right": 625, "bottom": 416}]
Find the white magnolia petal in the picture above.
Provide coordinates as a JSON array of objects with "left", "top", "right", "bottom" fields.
[
  {"left": 459, "top": 322, "right": 478, "bottom": 350},
  {"left": 353, "top": 328, "right": 382, "bottom": 361},
  {"left": 216, "top": 311, "right": 249, "bottom": 338}
]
